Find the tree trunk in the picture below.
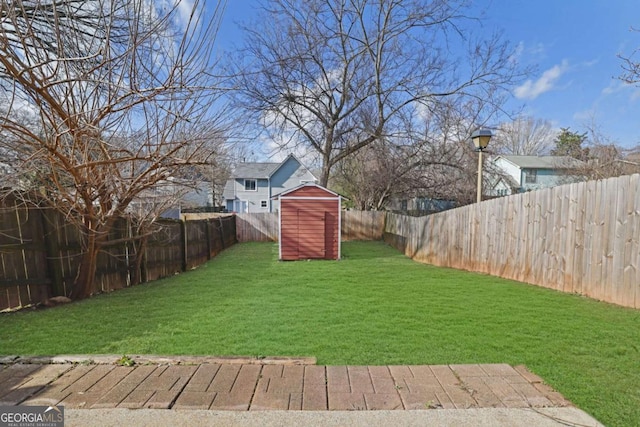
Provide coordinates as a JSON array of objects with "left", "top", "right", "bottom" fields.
[
  {"left": 131, "top": 236, "right": 148, "bottom": 286},
  {"left": 320, "top": 158, "right": 332, "bottom": 187},
  {"left": 70, "top": 232, "right": 100, "bottom": 300}
]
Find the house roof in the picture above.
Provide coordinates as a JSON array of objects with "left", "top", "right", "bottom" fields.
[
  {"left": 230, "top": 154, "right": 319, "bottom": 180},
  {"left": 231, "top": 162, "right": 281, "bottom": 179},
  {"left": 488, "top": 172, "right": 519, "bottom": 190},
  {"left": 496, "top": 155, "right": 586, "bottom": 169},
  {"left": 223, "top": 154, "right": 318, "bottom": 201}
]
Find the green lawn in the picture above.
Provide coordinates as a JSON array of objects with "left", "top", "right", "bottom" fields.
[{"left": 1, "top": 241, "right": 639, "bottom": 425}]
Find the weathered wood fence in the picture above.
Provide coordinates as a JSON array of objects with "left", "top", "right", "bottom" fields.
[
  {"left": 384, "top": 174, "right": 640, "bottom": 309},
  {"left": 9, "top": 171, "right": 636, "bottom": 311},
  {"left": 0, "top": 197, "right": 236, "bottom": 311},
  {"left": 235, "top": 210, "right": 386, "bottom": 242}
]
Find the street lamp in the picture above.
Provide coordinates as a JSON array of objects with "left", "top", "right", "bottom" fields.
[{"left": 471, "top": 129, "right": 492, "bottom": 203}]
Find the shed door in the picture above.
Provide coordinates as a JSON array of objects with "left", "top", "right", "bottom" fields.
[
  {"left": 324, "top": 210, "right": 337, "bottom": 259},
  {"left": 297, "top": 208, "right": 325, "bottom": 259}
]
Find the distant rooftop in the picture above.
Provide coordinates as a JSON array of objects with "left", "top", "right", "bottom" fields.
[{"left": 497, "top": 155, "right": 586, "bottom": 169}]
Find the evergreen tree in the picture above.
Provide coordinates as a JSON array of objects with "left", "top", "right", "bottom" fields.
[{"left": 551, "top": 128, "right": 590, "bottom": 160}]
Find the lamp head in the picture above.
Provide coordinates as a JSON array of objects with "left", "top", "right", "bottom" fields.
[{"left": 471, "top": 129, "right": 492, "bottom": 151}]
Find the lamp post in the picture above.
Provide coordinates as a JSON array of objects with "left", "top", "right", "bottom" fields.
[{"left": 472, "top": 129, "right": 492, "bottom": 203}]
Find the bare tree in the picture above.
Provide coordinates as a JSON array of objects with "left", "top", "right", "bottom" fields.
[
  {"left": 229, "top": 0, "right": 523, "bottom": 186},
  {"left": 579, "top": 120, "right": 640, "bottom": 178},
  {"left": 333, "top": 140, "right": 401, "bottom": 210},
  {"left": 492, "top": 116, "right": 555, "bottom": 156},
  {"left": 541, "top": 118, "right": 640, "bottom": 182},
  {"left": 0, "top": 0, "right": 230, "bottom": 299},
  {"left": 619, "top": 26, "right": 640, "bottom": 85},
  {"left": 334, "top": 95, "right": 494, "bottom": 209}
]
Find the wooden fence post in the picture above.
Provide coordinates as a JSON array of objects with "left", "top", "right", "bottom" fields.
[
  {"left": 181, "top": 220, "right": 188, "bottom": 272},
  {"left": 206, "top": 219, "right": 212, "bottom": 260},
  {"left": 219, "top": 217, "right": 226, "bottom": 249}
]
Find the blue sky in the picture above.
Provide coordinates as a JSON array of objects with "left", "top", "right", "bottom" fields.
[{"left": 215, "top": 0, "right": 640, "bottom": 148}]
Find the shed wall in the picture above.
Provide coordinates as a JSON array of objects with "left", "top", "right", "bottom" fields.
[{"left": 279, "top": 187, "right": 340, "bottom": 260}]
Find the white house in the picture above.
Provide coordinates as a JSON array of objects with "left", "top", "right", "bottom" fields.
[
  {"left": 489, "top": 155, "right": 587, "bottom": 197},
  {"left": 222, "top": 154, "right": 317, "bottom": 213}
]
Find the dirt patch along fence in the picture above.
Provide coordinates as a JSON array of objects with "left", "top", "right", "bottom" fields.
[
  {"left": 235, "top": 210, "right": 386, "bottom": 243},
  {"left": 0, "top": 198, "right": 236, "bottom": 311},
  {"left": 384, "top": 174, "right": 640, "bottom": 309}
]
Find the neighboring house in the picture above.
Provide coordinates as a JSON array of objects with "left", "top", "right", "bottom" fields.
[
  {"left": 223, "top": 155, "right": 317, "bottom": 213},
  {"left": 129, "top": 177, "right": 219, "bottom": 220},
  {"left": 489, "top": 155, "right": 587, "bottom": 196},
  {"left": 180, "top": 181, "right": 214, "bottom": 209},
  {"left": 128, "top": 179, "right": 192, "bottom": 220}
]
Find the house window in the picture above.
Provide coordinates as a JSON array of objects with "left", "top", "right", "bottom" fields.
[
  {"left": 260, "top": 200, "right": 268, "bottom": 208},
  {"left": 525, "top": 169, "right": 537, "bottom": 184},
  {"left": 244, "top": 179, "right": 257, "bottom": 191}
]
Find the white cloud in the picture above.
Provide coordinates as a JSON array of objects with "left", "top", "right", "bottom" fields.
[
  {"left": 602, "top": 81, "right": 626, "bottom": 96},
  {"left": 175, "top": 0, "right": 196, "bottom": 29},
  {"left": 508, "top": 41, "right": 525, "bottom": 64},
  {"left": 509, "top": 42, "right": 550, "bottom": 68},
  {"left": 263, "top": 137, "right": 320, "bottom": 168},
  {"left": 602, "top": 80, "right": 640, "bottom": 102},
  {"left": 529, "top": 43, "right": 546, "bottom": 57},
  {"left": 573, "top": 108, "right": 596, "bottom": 122},
  {"left": 581, "top": 58, "right": 599, "bottom": 68},
  {"left": 151, "top": 0, "right": 197, "bottom": 31},
  {"left": 514, "top": 60, "right": 569, "bottom": 100},
  {"left": 258, "top": 110, "right": 321, "bottom": 168}
]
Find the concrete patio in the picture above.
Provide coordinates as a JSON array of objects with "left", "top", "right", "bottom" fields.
[{"left": 0, "top": 356, "right": 604, "bottom": 426}]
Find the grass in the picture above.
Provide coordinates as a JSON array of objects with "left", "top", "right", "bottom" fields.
[{"left": 1, "top": 241, "right": 639, "bottom": 425}]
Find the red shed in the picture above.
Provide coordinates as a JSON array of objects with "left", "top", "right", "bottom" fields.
[{"left": 277, "top": 183, "right": 341, "bottom": 260}]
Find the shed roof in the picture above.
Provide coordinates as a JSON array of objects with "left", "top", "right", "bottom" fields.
[{"left": 275, "top": 182, "right": 341, "bottom": 198}]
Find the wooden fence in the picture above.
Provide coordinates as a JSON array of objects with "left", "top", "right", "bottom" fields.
[
  {"left": 236, "top": 213, "right": 279, "bottom": 242},
  {"left": 9, "top": 171, "right": 636, "bottom": 310},
  {"left": 0, "top": 197, "right": 236, "bottom": 311},
  {"left": 384, "top": 174, "right": 640, "bottom": 309},
  {"left": 342, "top": 210, "right": 386, "bottom": 241},
  {"left": 235, "top": 210, "right": 386, "bottom": 242}
]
